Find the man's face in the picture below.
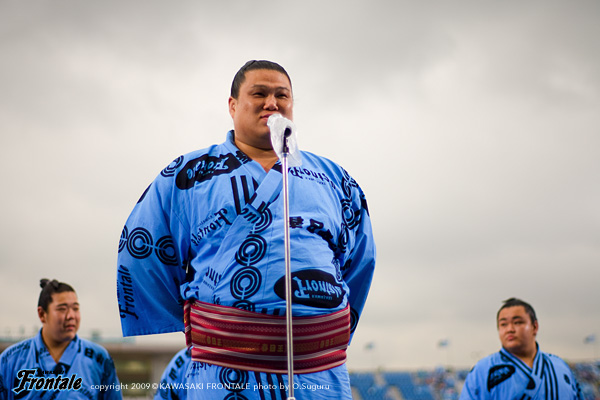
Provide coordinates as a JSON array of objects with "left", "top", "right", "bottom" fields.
[
  {"left": 38, "top": 291, "right": 80, "bottom": 345},
  {"left": 497, "top": 305, "right": 538, "bottom": 356},
  {"left": 228, "top": 69, "right": 293, "bottom": 151}
]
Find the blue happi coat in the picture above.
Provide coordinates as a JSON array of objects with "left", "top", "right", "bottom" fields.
[
  {"left": 460, "top": 345, "right": 582, "bottom": 400},
  {"left": 154, "top": 348, "right": 191, "bottom": 400},
  {"left": 0, "top": 331, "right": 121, "bottom": 400},
  {"left": 117, "top": 131, "right": 376, "bottom": 399}
]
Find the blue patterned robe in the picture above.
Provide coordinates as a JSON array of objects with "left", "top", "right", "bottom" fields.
[
  {"left": 117, "top": 131, "right": 376, "bottom": 399},
  {"left": 0, "top": 331, "right": 121, "bottom": 400},
  {"left": 460, "top": 345, "right": 582, "bottom": 400}
]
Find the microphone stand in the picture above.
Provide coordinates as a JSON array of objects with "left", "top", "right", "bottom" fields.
[{"left": 281, "top": 127, "right": 295, "bottom": 400}]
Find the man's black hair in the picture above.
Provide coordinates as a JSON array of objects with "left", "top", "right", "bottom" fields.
[
  {"left": 38, "top": 279, "right": 76, "bottom": 312},
  {"left": 230, "top": 60, "right": 292, "bottom": 99},
  {"left": 497, "top": 297, "right": 537, "bottom": 326}
]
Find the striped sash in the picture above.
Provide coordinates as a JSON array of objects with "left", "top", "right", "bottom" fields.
[{"left": 184, "top": 300, "right": 350, "bottom": 374}]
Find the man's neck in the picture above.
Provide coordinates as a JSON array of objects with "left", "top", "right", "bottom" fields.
[
  {"left": 507, "top": 346, "right": 538, "bottom": 368},
  {"left": 234, "top": 139, "right": 279, "bottom": 171},
  {"left": 518, "top": 352, "right": 536, "bottom": 368},
  {"left": 41, "top": 329, "right": 71, "bottom": 363}
]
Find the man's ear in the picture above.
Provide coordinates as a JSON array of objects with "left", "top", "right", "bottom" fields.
[
  {"left": 532, "top": 320, "right": 539, "bottom": 336},
  {"left": 38, "top": 306, "right": 46, "bottom": 324},
  {"left": 228, "top": 96, "right": 237, "bottom": 119}
]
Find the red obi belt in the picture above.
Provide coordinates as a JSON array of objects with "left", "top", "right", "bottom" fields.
[{"left": 184, "top": 300, "right": 351, "bottom": 374}]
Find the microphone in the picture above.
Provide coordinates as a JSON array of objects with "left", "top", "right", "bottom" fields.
[
  {"left": 267, "top": 114, "right": 302, "bottom": 167},
  {"left": 283, "top": 127, "right": 292, "bottom": 153}
]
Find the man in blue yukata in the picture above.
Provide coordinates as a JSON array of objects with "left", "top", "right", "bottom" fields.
[
  {"left": 117, "top": 60, "right": 376, "bottom": 400},
  {"left": 154, "top": 348, "right": 191, "bottom": 400},
  {"left": 460, "top": 298, "right": 582, "bottom": 400},
  {"left": 0, "top": 279, "right": 121, "bottom": 399}
]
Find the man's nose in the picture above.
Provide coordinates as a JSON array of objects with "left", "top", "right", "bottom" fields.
[{"left": 264, "top": 94, "right": 278, "bottom": 110}]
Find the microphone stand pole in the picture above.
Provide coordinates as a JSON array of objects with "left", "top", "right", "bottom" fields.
[{"left": 281, "top": 128, "right": 295, "bottom": 400}]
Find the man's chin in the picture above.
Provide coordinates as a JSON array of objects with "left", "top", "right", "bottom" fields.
[
  {"left": 62, "top": 330, "right": 78, "bottom": 340},
  {"left": 503, "top": 343, "right": 524, "bottom": 354}
]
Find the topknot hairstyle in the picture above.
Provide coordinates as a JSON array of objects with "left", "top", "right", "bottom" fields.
[
  {"left": 38, "top": 279, "right": 76, "bottom": 312},
  {"left": 497, "top": 297, "right": 538, "bottom": 326}
]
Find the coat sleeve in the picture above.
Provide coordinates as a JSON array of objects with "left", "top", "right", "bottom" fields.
[
  {"left": 0, "top": 350, "right": 9, "bottom": 400},
  {"left": 153, "top": 348, "right": 191, "bottom": 400},
  {"left": 557, "top": 358, "right": 584, "bottom": 400},
  {"left": 117, "top": 157, "right": 191, "bottom": 337},
  {"left": 459, "top": 367, "right": 480, "bottom": 400},
  {"left": 100, "top": 352, "right": 122, "bottom": 400},
  {"left": 341, "top": 174, "right": 376, "bottom": 343}
]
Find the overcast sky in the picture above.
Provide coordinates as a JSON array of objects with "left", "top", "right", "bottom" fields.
[{"left": 1, "top": 1, "right": 599, "bottom": 371}]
